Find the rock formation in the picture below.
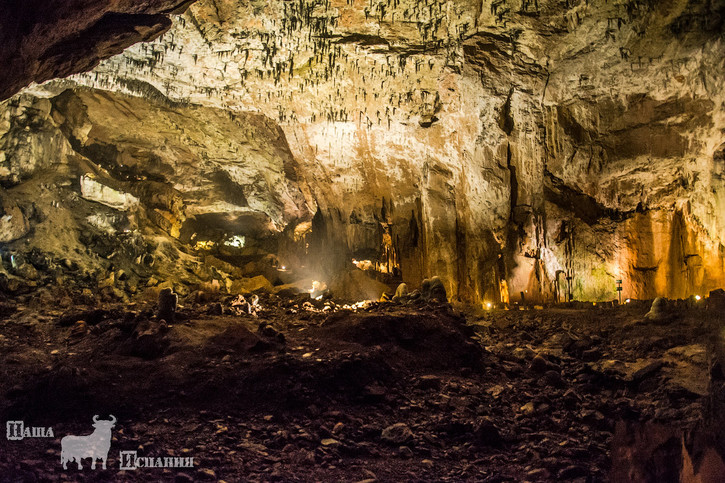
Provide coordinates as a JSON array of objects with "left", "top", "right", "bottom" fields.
[
  {"left": 1, "top": 0, "right": 725, "bottom": 303},
  {"left": 0, "top": 0, "right": 198, "bottom": 101}
]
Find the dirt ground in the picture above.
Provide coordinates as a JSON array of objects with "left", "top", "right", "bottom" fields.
[{"left": 0, "top": 292, "right": 721, "bottom": 482}]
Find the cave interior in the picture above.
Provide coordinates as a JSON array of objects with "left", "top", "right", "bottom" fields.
[{"left": 1, "top": 0, "right": 725, "bottom": 481}]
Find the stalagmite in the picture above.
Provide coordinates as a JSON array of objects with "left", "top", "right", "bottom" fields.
[{"left": 157, "top": 287, "right": 177, "bottom": 323}]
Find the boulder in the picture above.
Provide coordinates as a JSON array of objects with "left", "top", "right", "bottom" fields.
[
  {"left": 529, "top": 354, "right": 560, "bottom": 373},
  {"left": 80, "top": 173, "right": 139, "bottom": 211},
  {"left": 644, "top": 297, "right": 671, "bottom": 323},
  {"left": 329, "top": 269, "right": 390, "bottom": 301},
  {"left": 0, "top": 191, "right": 30, "bottom": 242},
  {"left": 13, "top": 262, "right": 38, "bottom": 280},
  {"left": 319, "top": 311, "right": 485, "bottom": 369},
  {"left": 631, "top": 361, "right": 664, "bottom": 383},
  {"left": 272, "top": 278, "right": 314, "bottom": 297},
  {"left": 427, "top": 276, "right": 447, "bottom": 302},
  {"left": 381, "top": 423, "right": 413, "bottom": 445},
  {"left": 421, "top": 278, "right": 431, "bottom": 299},
  {"left": 393, "top": 283, "right": 408, "bottom": 301},
  {"left": 230, "top": 275, "right": 273, "bottom": 294},
  {"left": 421, "top": 276, "right": 447, "bottom": 302},
  {"left": 157, "top": 287, "right": 177, "bottom": 323}
]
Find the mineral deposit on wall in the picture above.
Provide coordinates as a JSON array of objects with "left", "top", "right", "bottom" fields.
[{"left": 3, "top": 0, "right": 724, "bottom": 302}]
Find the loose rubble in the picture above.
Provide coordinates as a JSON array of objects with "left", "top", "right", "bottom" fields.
[{"left": 0, "top": 290, "right": 723, "bottom": 481}]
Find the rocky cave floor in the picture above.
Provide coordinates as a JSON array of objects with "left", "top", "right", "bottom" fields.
[{"left": 0, "top": 292, "right": 716, "bottom": 482}]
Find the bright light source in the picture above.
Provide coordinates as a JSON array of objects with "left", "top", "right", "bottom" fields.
[
  {"left": 485, "top": 302, "right": 492, "bottom": 309},
  {"left": 309, "top": 280, "right": 327, "bottom": 299},
  {"left": 625, "top": 298, "right": 631, "bottom": 304},
  {"left": 695, "top": 295, "right": 701, "bottom": 301}
]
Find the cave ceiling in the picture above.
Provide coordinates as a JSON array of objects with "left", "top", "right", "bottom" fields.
[{"left": 1, "top": 0, "right": 725, "bottom": 303}]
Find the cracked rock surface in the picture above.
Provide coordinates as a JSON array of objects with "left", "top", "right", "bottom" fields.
[{"left": 1, "top": 0, "right": 725, "bottom": 302}]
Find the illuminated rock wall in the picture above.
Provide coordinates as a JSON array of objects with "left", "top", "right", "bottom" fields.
[{"left": 4, "top": 0, "right": 725, "bottom": 302}]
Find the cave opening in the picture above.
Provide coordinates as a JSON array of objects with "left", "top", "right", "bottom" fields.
[{"left": 0, "top": 0, "right": 724, "bottom": 481}]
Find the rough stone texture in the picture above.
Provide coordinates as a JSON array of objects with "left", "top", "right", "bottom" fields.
[
  {"left": 2, "top": 89, "right": 307, "bottom": 236},
  {"left": 0, "top": 90, "right": 308, "bottom": 298},
  {"left": 80, "top": 173, "right": 140, "bottom": 211},
  {"left": 3, "top": 0, "right": 725, "bottom": 302},
  {"left": 0, "top": 0, "right": 198, "bottom": 101},
  {"left": 381, "top": 423, "right": 414, "bottom": 445},
  {"left": 2, "top": 297, "right": 720, "bottom": 480},
  {"left": 329, "top": 269, "right": 391, "bottom": 301},
  {"left": 0, "top": 189, "right": 30, "bottom": 243}
]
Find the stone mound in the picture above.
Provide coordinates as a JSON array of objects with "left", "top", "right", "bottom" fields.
[
  {"left": 318, "top": 311, "right": 484, "bottom": 369},
  {"left": 204, "top": 324, "right": 280, "bottom": 355},
  {"left": 328, "top": 269, "right": 391, "bottom": 301}
]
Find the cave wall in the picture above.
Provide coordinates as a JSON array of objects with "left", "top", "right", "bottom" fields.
[
  {"left": 0, "top": 0, "right": 199, "bottom": 101},
  {"left": 0, "top": 88, "right": 310, "bottom": 298},
  {"left": 3, "top": 0, "right": 725, "bottom": 302}
]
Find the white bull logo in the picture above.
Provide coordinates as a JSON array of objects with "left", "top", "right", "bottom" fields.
[{"left": 60, "top": 415, "right": 116, "bottom": 470}]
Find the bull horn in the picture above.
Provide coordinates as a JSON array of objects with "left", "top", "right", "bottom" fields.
[
  {"left": 92, "top": 415, "right": 99, "bottom": 423},
  {"left": 108, "top": 415, "right": 117, "bottom": 424}
]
